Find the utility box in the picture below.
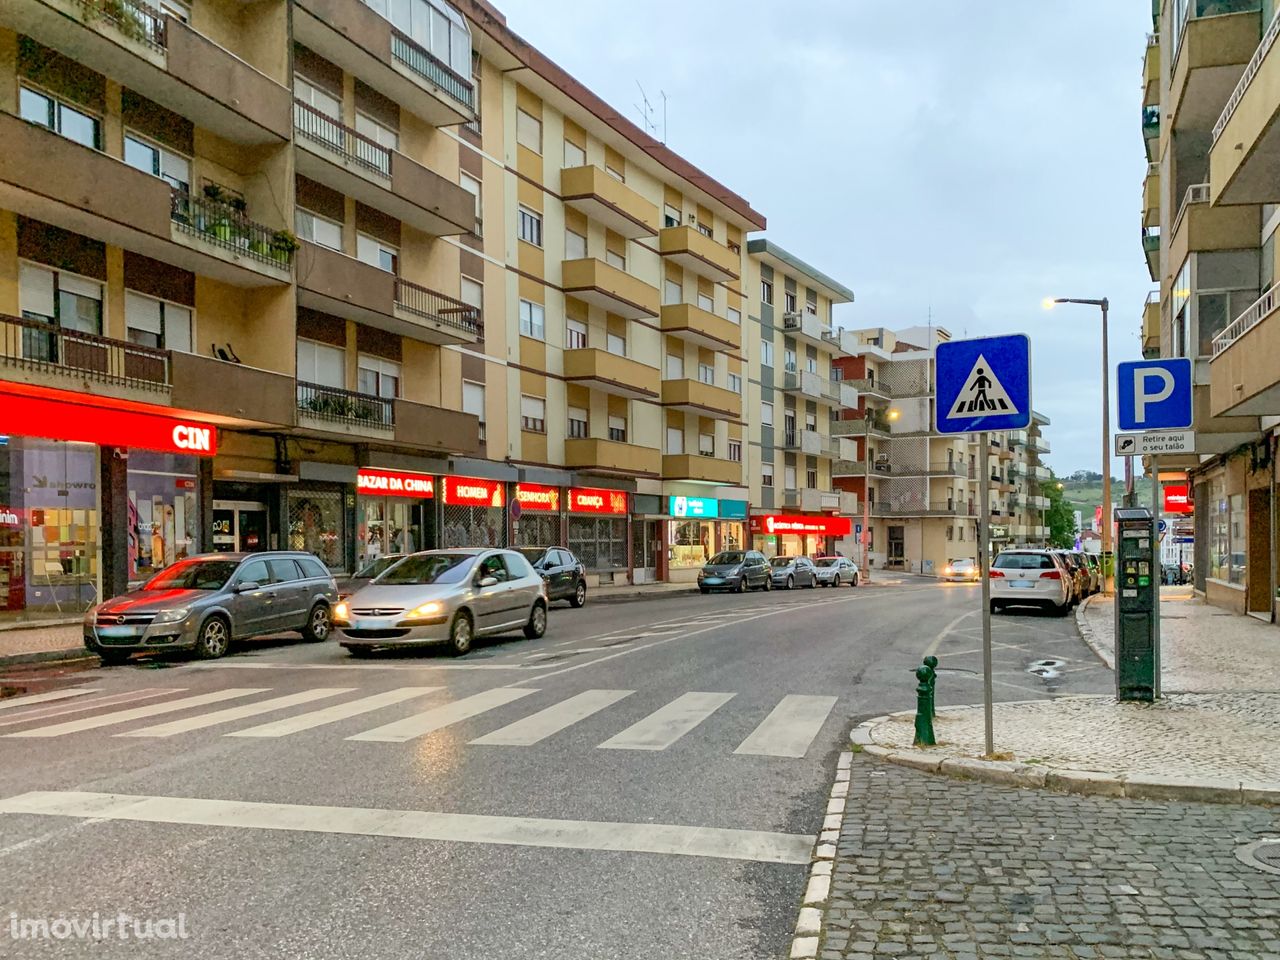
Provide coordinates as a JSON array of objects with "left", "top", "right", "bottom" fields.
[{"left": 1114, "top": 507, "right": 1160, "bottom": 702}]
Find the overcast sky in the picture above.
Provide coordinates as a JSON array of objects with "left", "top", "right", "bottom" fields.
[{"left": 494, "top": 0, "right": 1152, "bottom": 477}]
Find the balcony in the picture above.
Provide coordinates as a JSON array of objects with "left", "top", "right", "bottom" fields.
[
  {"left": 1030, "top": 436, "right": 1051, "bottom": 454},
  {"left": 565, "top": 437, "right": 661, "bottom": 478},
  {"left": 561, "top": 259, "right": 659, "bottom": 320},
  {"left": 781, "top": 488, "right": 850, "bottom": 514},
  {"left": 659, "top": 303, "right": 741, "bottom": 351},
  {"left": 663, "top": 454, "right": 742, "bottom": 486},
  {"left": 1008, "top": 429, "right": 1028, "bottom": 446},
  {"left": 658, "top": 225, "right": 740, "bottom": 282},
  {"left": 781, "top": 311, "right": 843, "bottom": 353},
  {"left": 294, "top": 0, "right": 474, "bottom": 127},
  {"left": 295, "top": 243, "right": 481, "bottom": 345},
  {"left": 169, "top": 353, "right": 295, "bottom": 426},
  {"left": 293, "top": 101, "right": 472, "bottom": 236},
  {"left": 1211, "top": 7, "right": 1280, "bottom": 203},
  {"left": 1031, "top": 466, "right": 1051, "bottom": 482},
  {"left": 1143, "top": 163, "right": 1160, "bottom": 228},
  {"left": 2, "top": 0, "right": 291, "bottom": 144},
  {"left": 832, "top": 459, "right": 865, "bottom": 478},
  {"left": 1168, "top": 182, "right": 1260, "bottom": 272},
  {"left": 1144, "top": 33, "right": 1160, "bottom": 106},
  {"left": 843, "top": 377, "right": 891, "bottom": 401},
  {"left": 1143, "top": 104, "right": 1161, "bottom": 160},
  {"left": 780, "top": 429, "right": 825, "bottom": 457},
  {"left": 660, "top": 379, "right": 740, "bottom": 419},
  {"left": 560, "top": 166, "right": 659, "bottom": 239},
  {"left": 563, "top": 348, "right": 660, "bottom": 400},
  {"left": 831, "top": 418, "right": 889, "bottom": 438},
  {"left": 1142, "top": 226, "right": 1160, "bottom": 282},
  {"left": 873, "top": 500, "right": 974, "bottom": 519},
  {"left": 296, "top": 380, "right": 394, "bottom": 438},
  {"left": 1169, "top": 1, "right": 1262, "bottom": 136},
  {"left": 1142, "top": 290, "right": 1162, "bottom": 359},
  {"left": 1210, "top": 281, "right": 1280, "bottom": 415}
]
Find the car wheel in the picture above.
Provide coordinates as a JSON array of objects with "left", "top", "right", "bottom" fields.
[
  {"left": 786, "top": 575, "right": 794, "bottom": 590},
  {"left": 735, "top": 577, "right": 745, "bottom": 594},
  {"left": 195, "top": 616, "right": 230, "bottom": 659},
  {"left": 1055, "top": 599, "right": 1073, "bottom": 617},
  {"left": 96, "top": 649, "right": 132, "bottom": 666},
  {"left": 763, "top": 577, "right": 771, "bottom": 591},
  {"left": 832, "top": 575, "right": 841, "bottom": 588},
  {"left": 852, "top": 573, "right": 859, "bottom": 587},
  {"left": 569, "top": 581, "right": 587, "bottom": 609},
  {"left": 301, "top": 603, "right": 331, "bottom": 642},
  {"left": 448, "top": 611, "right": 474, "bottom": 656},
  {"left": 523, "top": 601, "right": 548, "bottom": 640}
]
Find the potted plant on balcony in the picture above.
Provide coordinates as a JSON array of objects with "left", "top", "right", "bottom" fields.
[{"left": 268, "top": 229, "right": 299, "bottom": 265}]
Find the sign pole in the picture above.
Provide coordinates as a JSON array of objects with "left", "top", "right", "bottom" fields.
[
  {"left": 979, "top": 431, "right": 994, "bottom": 757},
  {"left": 1152, "top": 453, "right": 1161, "bottom": 695}
]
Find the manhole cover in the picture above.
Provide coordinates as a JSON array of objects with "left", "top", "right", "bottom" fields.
[{"left": 1236, "top": 840, "right": 1280, "bottom": 875}]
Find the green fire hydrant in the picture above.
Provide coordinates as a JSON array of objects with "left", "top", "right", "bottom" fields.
[
  {"left": 922, "top": 655, "right": 939, "bottom": 720},
  {"left": 913, "top": 664, "right": 936, "bottom": 746}
]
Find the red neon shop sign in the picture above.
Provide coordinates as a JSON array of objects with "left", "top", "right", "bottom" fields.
[
  {"left": 514, "top": 483, "right": 561, "bottom": 512},
  {"left": 568, "top": 487, "right": 628, "bottom": 515},
  {"left": 357, "top": 469, "right": 436, "bottom": 498},
  {"left": 1163, "top": 484, "right": 1193, "bottom": 514},
  {"left": 442, "top": 476, "right": 505, "bottom": 508},
  {"left": 750, "top": 514, "right": 852, "bottom": 537},
  {"left": 1, "top": 389, "right": 216, "bottom": 456}
]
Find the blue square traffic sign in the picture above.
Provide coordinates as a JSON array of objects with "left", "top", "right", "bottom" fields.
[
  {"left": 1117, "top": 358, "right": 1193, "bottom": 431},
  {"left": 935, "top": 335, "right": 1032, "bottom": 434}
]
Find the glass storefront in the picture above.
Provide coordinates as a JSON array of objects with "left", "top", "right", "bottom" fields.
[
  {"left": 357, "top": 497, "right": 419, "bottom": 566},
  {"left": 670, "top": 518, "right": 714, "bottom": 569},
  {"left": 439, "top": 476, "right": 507, "bottom": 549},
  {"left": 569, "top": 515, "right": 628, "bottom": 572},
  {"left": 127, "top": 450, "right": 200, "bottom": 581},
  {"left": 288, "top": 486, "right": 347, "bottom": 572}
]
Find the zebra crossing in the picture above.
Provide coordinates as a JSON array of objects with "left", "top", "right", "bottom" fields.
[{"left": 0, "top": 683, "right": 840, "bottom": 758}]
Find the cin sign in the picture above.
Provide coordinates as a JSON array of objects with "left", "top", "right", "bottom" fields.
[
  {"left": 442, "top": 476, "right": 505, "bottom": 508},
  {"left": 568, "top": 487, "right": 628, "bottom": 515},
  {"left": 357, "top": 469, "right": 436, "bottom": 498},
  {"left": 172, "top": 425, "right": 213, "bottom": 452}
]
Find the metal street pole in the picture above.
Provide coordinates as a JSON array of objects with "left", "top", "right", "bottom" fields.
[
  {"left": 1100, "top": 298, "right": 1114, "bottom": 591},
  {"left": 861, "top": 428, "right": 871, "bottom": 582},
  {"left": 978, "top": 431, "right": 994, "bottom": 756}
]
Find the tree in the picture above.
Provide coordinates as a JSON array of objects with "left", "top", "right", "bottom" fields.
[{"left": 1044, "top": 471, "right": 1076, "bottom": 548}]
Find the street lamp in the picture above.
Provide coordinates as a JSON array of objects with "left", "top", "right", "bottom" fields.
[{"left": 1044, "top": 296, "right": 1113, "bottom": 592}]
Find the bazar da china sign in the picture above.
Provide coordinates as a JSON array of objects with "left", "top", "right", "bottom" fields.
[
  {"left": 2, "top": 391, "right": 217, "bottom": 456},
  {"left": 750, "top": 514, "right": 852, "bottom": 537},
  {"left": 357, "top": 469, "right": 435, "bottom": 498}
]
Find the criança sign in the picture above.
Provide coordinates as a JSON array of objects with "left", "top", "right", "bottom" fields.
[
  {"left": 357, "top": 469, "right": 435, "bottom": 498},
  {"left": 568, "top": 487, "right": 628, "bottom": 515}
]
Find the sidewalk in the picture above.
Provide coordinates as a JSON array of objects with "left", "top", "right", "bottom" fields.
[{"left": 0, "top": 622, "right": 86, "bottom": 666}]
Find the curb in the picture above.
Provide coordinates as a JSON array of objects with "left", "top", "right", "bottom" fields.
[
  {"left": 588, "top": 588, "right": 701, "bottom": 605},
  {"left": 787, "top": 749, "right": 850, "bottom": 960},
  {"left": 1074, "top": 594, "right": 1115, "bottom": 670},
  {"left": 0, "top": 648, "right": 96, "bottom": 669},
  {"left": 852, "top": 710, "right": 1280, "bottom": 808}
]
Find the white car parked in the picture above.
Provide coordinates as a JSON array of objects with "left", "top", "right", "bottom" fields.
[{"left": 988, "top": 549, "right": 1072, "bottom": 616}]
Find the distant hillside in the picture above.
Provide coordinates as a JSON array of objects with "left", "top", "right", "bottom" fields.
[{"left": 1060, "top": 478, "right": 1154, "bottom": 522}]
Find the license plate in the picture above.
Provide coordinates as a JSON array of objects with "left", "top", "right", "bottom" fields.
[
  {"left": 704, "top": 578, "right": 723, "bottom": 585},
  {"left": 97, "top": 626, "right": 140, "bottom": 637},
  {"left": 1010, "top": 580, "right": 1034, "bottom": 589}
]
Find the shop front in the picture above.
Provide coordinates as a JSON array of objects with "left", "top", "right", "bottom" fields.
[
  {"left": 513, "top": 483, "right": 563, "bottom": 547},
  {"left": 665, "top": 496, "right": 749, "bottom": 583},
  {"left": 567, "top": 486, "right": 629, "bottom": 582},
  {"left": 355, "top": 467, "right": 435, "bottom": 567},
  {"left": 750, "top": 513, "right": 852, "bottom": 560},
  {"left": 439, "top": 475, "right": 507, "bottom": 548}
]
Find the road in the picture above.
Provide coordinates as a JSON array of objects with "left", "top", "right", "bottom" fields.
[{"left": 0, "top": 578, "right": 1108, "bottom": 959}]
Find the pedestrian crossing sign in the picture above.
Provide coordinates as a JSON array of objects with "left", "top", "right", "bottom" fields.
[{"left": 935, "top": 334, "right": 1031, "bottom": 434}]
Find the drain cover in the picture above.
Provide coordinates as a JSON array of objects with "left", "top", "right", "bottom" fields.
[{"left": 1236, "top": 839, "right": 1280, "bottom": 876}]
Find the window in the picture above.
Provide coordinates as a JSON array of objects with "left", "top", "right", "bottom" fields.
[
  {"left": 807, "top": 356, "right": 817, "bottom": 374},
  {"left": 762, "top": 462, "right": 774, "bottom": 487},
  {"left": 698, "top": 363, "right": 715, "bottom": 385},
  {"left": 727, "top": 306, "right": 741, "bottom": 325},
  {"left": 462, "top": 380, "right": 486, "bottom": 441},
  {"left": 663, "top": 204, "right": 681, "bottom": 229},
  {"left": 605, "top": 249, "right": 626, "bottom": 270},
  {"left": 698, "top": 433, "right": 715, "bottom": 456},
  {"left": 831, "top": 365, "right": 843, "bottom": 382},
  {"left": 695, "top": 221, "right": 713, "bottom": 239},
  {"left": 566, "top": 318, "right": 588, "bottom": 350},
  {"left": 666, "top": 427, "right": 684, "bottom": 454},
  {"left": 728, "top": 372, "right": 742, "bottom": 393},
  {"left": 608, "top": 415, "right": 627, "bottom": 443},
  {"left": 605, "top": 164, "right": 624, "bottom": 182},
  {"left": 807, "top": 468, "right": 818, "bottom": 489},
  {"left": 784, "top": 291, "right": 797, "bottom": 313},
  {"left": 20, "top": 86, "right": 99, "bottom": 150},
  {"left": 946, "top": 526, "right": 954, "bottom": 542},
  {"left": 363, "top": 0, "right": 472, "bottom": 76},
  {"left": 520, "top": 395, "right": 546, "bottom": 432},
  {"left": 663, "top": 279, "right": 682, "bottom": 306},
  {"left": 666, "top": 354, "right": 684, "bottom": 379},
  {"left": 358, "top": 354, "right": 401, "bottom": 398},
  {"left": 296, "top": 339, "right": 345, "bottom": 388},
  {"left": 294, "top": 76, "right": 342, "bottom": 133},
  {"left": 761, "top": 401, "right": 774, "bottom": 426},
  {"left": 466, "top": 52, "right": 481, "bottom": 133},
  {"left": 784, "top": 348, "right": 797, "bottom": 373},
  {"left": 606, "top": 331, "right": 626, "bottom": 356},
  {"left": 460, "top": 173, "right": 482, "bottom": 236},
  {"left": 124, "top": 133, "right": 190, "bottom": 193},
  {"left": 296, "top": 209, "right": 342, "bottom": 250},
  {"left": 568, "top": 406, "right": 588, "bottom": 438},
  {"left": 697, "top": 292, "right": 714, "bottom": 311},
  {"left": 728, "top": 440, "right": 742, "bottom": 462},
  {"left": 516, "top": 109, "right": 542, "bottom": 153},
  {"left": 519, "top": 299, "right": 545, "bottom": 339},
  {"left": 565, "top": 229, "right": 587, "bottom": 261},
  {"left": 760, "top": 279, "right": 773, "bottom": 305},
  {"left": 784, "top": 465, "right": 797, "bottom": 490},
  {"left": 19, "top": 264, "right": 104, "bottom": 352},
  {"left": 356, "top": 233, "right": 398, "bottom": 273},
  {"left": 356, "top": 113, "right": 399, "bottom": 151},
  {"left": 518, "top": 206, "right": 543, "bottom": 246},
  {"left": 125, "top": 291, "right": 192, "bottom": 353},
  {"left": 461, "top": 275, "right": 483, "bottom": 313},
  {"left": 160, "top": 0, "right": 191, "bottom": 21},
  {"left": 761, "top": 340, "right": 774, "bottom": 367},
  {"left": 564, "top": 140, "right": 585, "bottom": 168}
]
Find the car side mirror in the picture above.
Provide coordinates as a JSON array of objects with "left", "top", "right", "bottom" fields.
[
  {"left": 478, "top": 576, "right": 499, "bottom": 588},
  {"left": 234, "top": 581, "right": 260, "bottom": 593}
]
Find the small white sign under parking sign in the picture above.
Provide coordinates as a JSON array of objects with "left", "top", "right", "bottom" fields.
[{"left": 1114, "top": 430, "right": 1196, "bottom": 457}]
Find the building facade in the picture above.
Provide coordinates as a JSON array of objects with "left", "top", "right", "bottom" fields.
[{"left": 1140, "top": 0, "right": 1280, "bottom": 621}]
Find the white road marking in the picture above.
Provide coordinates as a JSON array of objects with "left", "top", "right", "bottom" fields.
[
  {"left": 227, "top": 687, "right": 442, "bottom": 738},
  {"left": 3, "top": 689, "right": 269, "bottom": 738},
  {"left": 598, "top": 692, "right": 735, "bottom": 751},
  {"left": 185, "top": 661, "right": 539, "bottom": 672},
  {"left": 347, "top": 687, "right": 539, "bottom": 743},
  {"left": 470, "top": 689, "right": 633, "bottom": 746},
  {"left": 119, "top": 689, "right": 353, "bottom": 738},
  {"left": 733, "top": 695, "right": 838, "bottom": 758},
  {"left": 0, "top": 791, "right": 814, "bottom": 864},
  {"left": 0, "top": 687, "right": 100, "bottom": 711},
  {"left": 0, "top": 688, "right": 180, "bottom": 728}
]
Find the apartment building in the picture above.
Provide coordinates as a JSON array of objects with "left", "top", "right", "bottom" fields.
[
  {"left": 743, "top": 240, "right": 856, "bottom": 558},
  {"left": 1140, "top": 0, "right": 1279, "bottom": 620},
  {"left": 829, "top": 326, "right": 1052, "bottom": 575},
  {"left": 0, "top": 0, "right": 769, "bottom": 620}
]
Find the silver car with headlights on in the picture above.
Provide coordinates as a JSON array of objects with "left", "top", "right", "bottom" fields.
[{"left": 335, "top": 549, "right": 548, "bottom": 657}]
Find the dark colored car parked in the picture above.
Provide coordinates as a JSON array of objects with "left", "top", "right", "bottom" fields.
[
  {"left": 336, "top": 554, "right": 405, "bottom": 599},
  {"left": 84, "top": 552, "right": 339, "bottom": 663},
  {"left": 517, "top": 546, "right": 587, "bottom": 607},
  {"left": 698, "top": 550, "right": 770, "bottom": 593}
]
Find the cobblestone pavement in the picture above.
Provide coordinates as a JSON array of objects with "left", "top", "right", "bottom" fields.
[
  {"left": 0, "top": 623, "right": 82, "bottom": 662},
  {"left": 868, "top": 693, "right": 1280, "bottom": 786},
  {"left": 819, "top": 759, "right": 1280, "bottom": 960},
  {"left": 1082, "top": 589, "right": 1280, "bottom": 693}
]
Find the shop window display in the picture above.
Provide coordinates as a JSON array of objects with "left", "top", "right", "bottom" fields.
[
  {"left": 127, "top": 451, "right": 199, "bottom": 580},
  {"left": 670, "top": 519, "right": 714, "bottom": 568},
  {"left": 288, "top": 488, "right": 346, "bottom": 572}
]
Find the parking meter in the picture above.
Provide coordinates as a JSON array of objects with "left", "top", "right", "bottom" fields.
[{"left": 1113, "top": 507, "right": 1159, "bottom": 702}]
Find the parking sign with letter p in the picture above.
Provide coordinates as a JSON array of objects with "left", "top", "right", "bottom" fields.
[{"left": 1117, "top": 358, "right": 1192, "bottom": 431}]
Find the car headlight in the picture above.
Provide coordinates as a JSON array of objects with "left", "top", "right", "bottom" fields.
[
  {"left": 334, "top": 601, "right": 350, "bottom": 620},
  {"left": 152, "top": 607, "right": 191, "bottom": 624},
  {"left": 408, "top": 600, "right": 443, "bottom": 618}
]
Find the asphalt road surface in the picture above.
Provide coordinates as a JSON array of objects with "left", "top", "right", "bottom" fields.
[{"left": 0, "top": 577, "right": 1108, "bottom": 959}]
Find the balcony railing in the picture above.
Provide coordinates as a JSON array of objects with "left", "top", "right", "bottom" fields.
[
  {"left": 1214, "top": 6, "right": 1280, "bottom": 143},
  {"left": 170, "top": 190, "right": 293, "bottom": 268},
  {"left": 1172, "top": 182, "right": 1210, "bottom": 237},
  {"left": 1142, "top": 103, "right": 1161, "bottom": 139},
  {"left": 394, "top": 279, "right": 482, "bottom": 337},
  {"left": 389, "top": 28, "right": 475, "bottom": 112},
  {"left": 296, "top": 380, "right": 393, "bottom": 427},
  {"left": 1142, "top": 226, "right": 1160, "bottom": 254},
  {"left": 294, "top": 99, "right": 391, "bottom": 178},
  {"left": 0, "top": 312, "right": 169, "bottom": 389},
  {"left": 77, "top": 0, "right": 168, "bottom": 51}
]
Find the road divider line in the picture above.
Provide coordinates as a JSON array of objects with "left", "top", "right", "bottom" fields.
[
  {"left": 734, "top": 695, "right": 838, "bottom": 758},
  {"left": 3, "top": 689, "right": 270, "bottom": 739},
  {"left": 470, "top": 689, "right": 633, "bottom": 746},
  {"left": 119, "top": 688, "right": 354, "bottom": 738},
  {"left": 0, "top": 687, "right": 100, "bottom": 711},
  {"left": 347, "top": 687, "right": 540, "bottom": 743},
  {"left": 227, "top": 687, "right": 442, "bottom": 738},
  {"left": 598, "top": 692, "right": 735, "bottom": 751}
]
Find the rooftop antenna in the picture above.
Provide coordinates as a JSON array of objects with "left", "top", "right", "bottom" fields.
[
  {"left": 634, "top": 82, "right": 658, "bottom": 138},
  {"left": 659, "top": 89, "right": 668, "bottom": 143}
]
